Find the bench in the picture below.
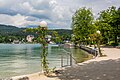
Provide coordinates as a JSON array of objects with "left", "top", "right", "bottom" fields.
[
  {"left": 116, "top": 46, "right": 120, "bottom": 49},
  {"left": 116, "top": 44, "right": 120, "bottom": 49}
]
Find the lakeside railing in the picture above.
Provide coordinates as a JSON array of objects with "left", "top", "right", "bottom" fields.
[
  {"left": 59, "top": 45, "right": 99, "bottom": 68},
  {"left": 79, "top": 46, "right": 98, "bottom": 57},
  {"left": 59, "top": 46, "right": 97, "bottom": 68},
  {"left": 60, "top": 49, "right": 78, "bottom": 67}
]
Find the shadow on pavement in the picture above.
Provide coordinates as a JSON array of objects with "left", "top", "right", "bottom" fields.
[{"left": 55, "top": 58, "right": 120, "bottom": 80}]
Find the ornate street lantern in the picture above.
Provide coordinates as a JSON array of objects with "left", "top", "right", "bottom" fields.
[{"left": 39, "top": 21, "right": 49, "bottom": 74}]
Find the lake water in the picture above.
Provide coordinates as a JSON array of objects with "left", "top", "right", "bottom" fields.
[{"left": 0, "top": 44, "right": 89, "bottom": 78}]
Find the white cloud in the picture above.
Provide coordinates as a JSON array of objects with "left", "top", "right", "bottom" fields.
[
  {"left": 0, "top": 14, "right": 28, "bottom": 27},
  {"left": 11, "top": 14, "right": 28, "bottom": 27},
  {"left": 0, "top": 0, "right": 119, "bottom": 29},
  {"left": 0, "top": 14, "right": 42, "bottom": 28},
  {"left": 0, "top": 14, "right": 13, "bottom": 24}
]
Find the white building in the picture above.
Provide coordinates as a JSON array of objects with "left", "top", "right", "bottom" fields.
[
  {"left": 45, "top": 35, "right": 52, "bottom": 41},
  {"left": 26, "top": 35, "right": 34, "bottom": 42},
  {"left": 12, "top": 40, "right": 20, "bottom": 44}
]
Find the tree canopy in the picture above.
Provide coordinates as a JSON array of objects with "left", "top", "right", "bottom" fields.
[
  {"left": 72, "top": 6, "right": 120, "bottom": 46},
  {"left": 98, "top": 6, "right": 120, "bottom": 45},
  {"left": 72, "top": 7, "right": 95, "bottom": 45}
]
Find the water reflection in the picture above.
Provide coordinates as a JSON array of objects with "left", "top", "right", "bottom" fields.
[{"left": 0, "top": 44, "right": 89, "bottom": 78}]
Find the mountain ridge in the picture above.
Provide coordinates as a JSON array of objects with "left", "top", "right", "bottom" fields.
[{"left": 0, "top": 24, "right": 72, "bottom": 36}]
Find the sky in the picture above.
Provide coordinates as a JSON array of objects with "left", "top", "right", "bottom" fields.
[{"left": 0, "top": 0, "right": 119, "bottom": 29}]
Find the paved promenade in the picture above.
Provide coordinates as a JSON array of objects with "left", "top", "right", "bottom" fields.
[{"left": 56, "top": 47, "right": 120, "bottom": 80}]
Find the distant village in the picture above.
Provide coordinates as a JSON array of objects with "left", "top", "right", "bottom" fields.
[
  {"left": 12, "top": 34, "right": 70, "bottom": 44},
  {"left": 12, "top": 35, "right": 51, "bottom": 44}
]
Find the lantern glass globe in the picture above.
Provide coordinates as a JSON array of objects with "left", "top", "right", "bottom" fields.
[
  {"left": 40, "top": 21, "right": 47, "bottom": 27},
  {"left": 96, "top": 30, "right": 100, "bottom": 34}
]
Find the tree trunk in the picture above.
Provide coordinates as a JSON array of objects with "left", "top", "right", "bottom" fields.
[
  {"left": 97, "top": 41, "right": 103, "bottom": 57},
  {"left": 108, "top": 37, "right": 110, "bottom": 44},
  {"left": 114, "top": 34, "right": 118, "bottom": 46}
]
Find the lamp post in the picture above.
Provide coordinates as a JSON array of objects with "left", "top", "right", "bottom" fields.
[
  {"left": 39, "top": 21, "right": 49, "bottom": 74},
  {"left": 96, "top": 30, "right": 103, "bottom": 56}
]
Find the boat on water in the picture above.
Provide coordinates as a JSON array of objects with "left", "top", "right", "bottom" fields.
[
  {"left": 64, "top": 43, "right": 74, "bottom": 48},
  {"left": 48, "top": 44, "right": 59, "bottom": 47},
  {"left": 12, "top": 40, "right": 21, "bottom": 44}
]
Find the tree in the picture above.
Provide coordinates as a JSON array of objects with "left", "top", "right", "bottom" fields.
[
  {"left": 89, "top": 31, "right": 103, "bottom": 56},
  {"left": 98, "top": 6, "right": 120, "bottom": 46},
  {"left": 72, "top": 7, "right": 94, "bottom": 46},
  {"left": 51, "top": 31, "right": 62, "bottom": 44},
  {"left": 112, "top": 7, "right": 120, "bottom": 43},
  {"left": 0, "top": 36, "right": 4, "bottom": 43}
]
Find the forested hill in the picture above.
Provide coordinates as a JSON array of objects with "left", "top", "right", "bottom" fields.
[
  {"left": 0, "top": 24, "right": 72, "bottom": 36},
  {"left": 0, "top": 24, "right": 25, "bottom": 36},
  {"left": 49, "top": 29, "right": 72, "bottom": 36}
]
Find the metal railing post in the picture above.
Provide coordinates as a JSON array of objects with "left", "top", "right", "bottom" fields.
[
  {"left": 61, "top": 54, "right": 63, "bottom": 67},
  {"left": 67, "top": 54, "right": 69, "bottom": 65},
  {"left": 70, "top": 54, "right": 72, "bottom": 66},
  {"left": 61, "top": 49, "right": 78, "bottom": 67}
]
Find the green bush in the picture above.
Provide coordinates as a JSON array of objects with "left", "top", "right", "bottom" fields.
[
  {"left": 108, "top": 41, "right": 118, "bottom": 46},
  {"left": 110, "top": 43, "right": 118, "bottom": 46}
]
